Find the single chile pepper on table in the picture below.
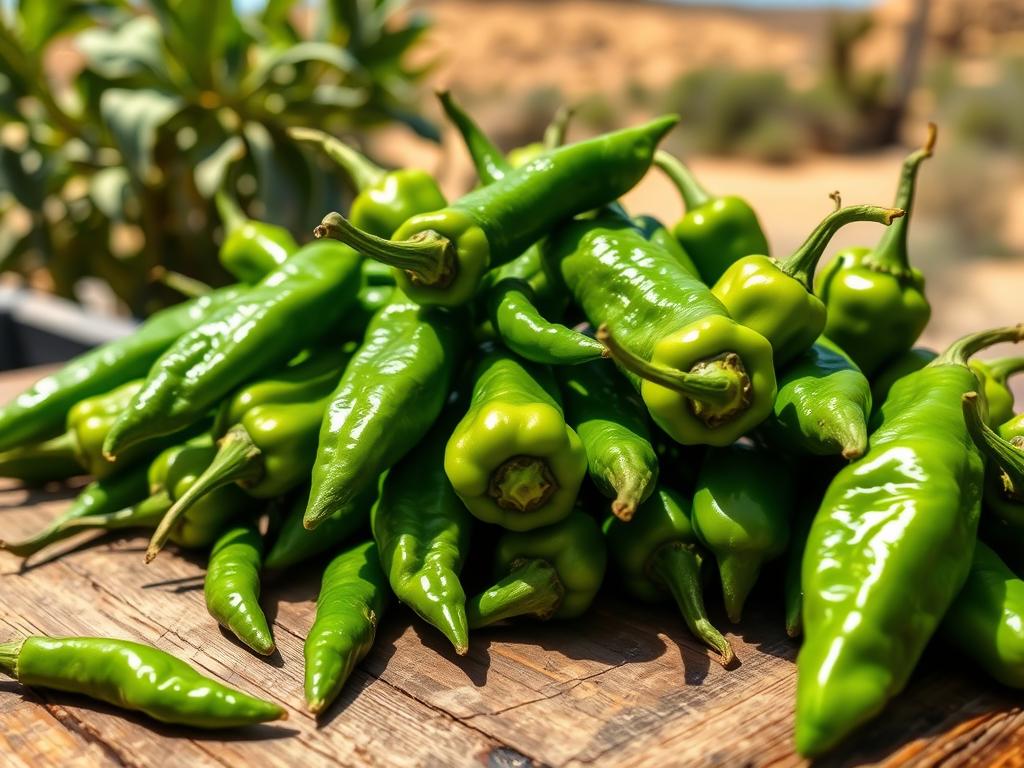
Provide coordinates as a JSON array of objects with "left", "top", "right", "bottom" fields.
[
  {"left": 970, "top": 356, "right": 1024, "bottom": 427},
  {"left": 869, "top": 346, "right": 937, "bottom": 406},
  {"left": 0, "top": 285, "right": 244, "bottom": 454},
  {"left": 445, "top": 350, "right": 587, "bottom": 532},
  {"left": 815, "top": 124, "right": 937, "bottom": 376},
  {"left": 304, "top": 295, "right": 464, "bottom": 530},
  {"left": 205, "top": 523, "right": 274, "bottom": 656},
  {"left": 544, "top": 211, "right": 777, "bottom": 446},
  {"left": 314, "top": 115, "right": 678, "bottom": 308},
  {"left": 795, "top": 325, "right": 1023, "bottom": 759},
  {"left": 0, "top": 636, "right": 285, "bottom": 727},
  {"left": 372, "top": 412, "right": 473, "bottom": 655},
  {"left": 215, "top": 189, "right": 298, "bottom": 284},
  {"left": 761, "top": 337, "right": 872, "bottom": 460},
  {"left": 0, "top": 432, "right": 83, "bottom": 484},
  {"left": 604, "top": 485, "right": 733, "bottom": 664},
  {"left": 304, "top": 540, "right": 387, "bottom": 715},
  {"left": 467, "top": 510, "right": 606, "bottom": 628},
  {"left": 711, "top": 198, "right": 904, "bottom": 366},
  {"left": 692, "top": 443, "right": 793, "bottom": 623},
  {"left": 103, "top": 240, "right": 362, "bottom": 458},
  {"left": 557, "top": 358, "right": 659, "bottom": 521},
  {"left": 654, "top": 149, "right": 769, "bottom": 285}
]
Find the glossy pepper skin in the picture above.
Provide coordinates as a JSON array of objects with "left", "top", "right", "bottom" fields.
[
  {"left": 970, "top": 356, "right": 1024, "bottom": 427},
  {"left": 558, "top": 359, "right": 659, "bottom": 521},
  {"left": 104, "top": 242, "right": 362, "bottom": 457},
  {"left": 795, "top": 325, "right": 1023, "bottom": 758},
  {"left": 0, "top": 432, "right": 82, "bottom": 484},
  {"left": 290, "top": 127, "right": 446, "bottom": 239},
  {"left": 372, "top": 414, "right": 472, "bottom": 655},
  {"left": 304, "top": 541, "right": 387, "bottom": 715},
  {"left": 315, "top": 116, "right": 679, "bottom": 307},
  {"left": 654, "top": 150, "right": 769, "bottom": 285},
  {"left": 870, "top": 346, "right": 937, "bottom": 406},
  {"left": 0, "top": 636, "right": 284, "bottom": 727},
  {"left": 205, "top": 524, "right": 274, "bottom": 656},
  {"left": 630, "top": 214, "right": 700, "bottom": 278},
  {"left": 761, "top": 337, "right": 872, "bottom": 459},
  {"left": 604, "top": 486, "right": 733, "bottom": 663},
  {"left": 215, "top": 190, "right": 297, "bottom": 284},
  {"left": 467, "top": 510, "right": 606, "bottom": 627},
  {"left": 0, "top": 285, "right": 243, "bottom": 454},
  {"left": 692, "top": 443, "right": 793, "bottom": 623},
  {"left": 304, "top": 296, "right": 463, "bottom": 530},
  {"left": 544, "top": 212, "right": 776, "bottom": 446},
  {"left": 815, "top": 125, "right": 937, "bottom": 376},
  {"left": 712, "top": 202, "right": 904, "bottom": 366},
  {"left": 445, "top": 350, "right": 587, "bottom": 532}
]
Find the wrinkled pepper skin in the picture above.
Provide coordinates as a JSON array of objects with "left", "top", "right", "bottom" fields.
[
  {"left": 762, "top": 337, "right": 872, "bottom": 459},
  {"left": 604, "top": 486, "right": 733, "bottom": 663},
  {"left": 372, "top": 416, "right": 472, "bottom": 655},
  {"left": 304, "top": 541, "right": 387, "bottom": 715},
  {"left": 304, "top": 297, "right": 463, "bottom": 530},
  {"left": 815, "top": 125, "right": 936, "bottom": 376},
  {"left": 970, "top": 356, "right": 1024, "bottom": 427},
  {"left": 105, "top": 242, "right": 362, "bottom": 456},
  {"left": 215, "top": 190, "right": 297, "bottom": 284},
  {"left": 0, "top": 286, "right": 243, "bottom": 454},
  {"left": 692, "top": 443, "right": 793, "bottom": 623},
  {"left": 316, "top": 116, "right": 678, "bottom": 307},
  {"left": 0, "top": 636, "right": 284, "bottom": 727},
  {"left": 0, "top": 432, "right": 82, "bottom": 484},
  {"left": 942, "top": 541, "right": 1024, "bottom": 688},
  {"left": 205, "top": 524, "right": 274, "bottom": 656},
  {"left": 654, "top": 150, "right": 769, "bottom": 285},
  {"left": 795, "top": 325, "right": 1022, "bottom": 758},
  {"left": 544, "top": 213, "right": 776, "bottom": 446},
  {"left": 558, "top": 360, "right": 659, "bottom": 521},
  {"left": 870, "top": 347, "right": 937, "bottom": 406},
  {"left": 467, "top": 510, "right": 606, "bottom": 627},
  {"left": 445, "top": 351, "right": 587, "bottom": 532},
  {"left": 263, "top": 486, "right": 374, "bottom": 573}
]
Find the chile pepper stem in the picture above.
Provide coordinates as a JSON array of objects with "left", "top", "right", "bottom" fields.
[
  {"left": 149, "top": 266, "right": 212, "bottom": 299},
  {"left": 779, "top": 204, "right": 905, "bottom": 290},
  {"left": 934, "top": 325, "right": 1024, "bottom": 368},
  {"left": 466, "top": 559, "right": 565, "bottom": 628},
  {"left": 0, "top": 640, "right": 23, "bottom": 678},
  {"left": 963, "top": 392, "right": 1024, "bottom": 498},
  {"left": 437, "top": 90, "right": 510, "bottom": 185},
  {"left": 488, "top": 455, "right": 558, "bottom": 512},
  {"left": 543, "top": 105, "right": 574, "bottom": 150},
  {"left": 314, "top": 212, "right": 456, "bottom": 288},
  {"left": 871, "top": 122, "right": 937, "bottom": 274},
  {"left": 214, "top": 189, "right": 247, "bottom": 233},
  {"left": 145, "top": 427, "right": 263, "bottom": 564},
  {"left": 648, "top": 543, "right": 734, "bottom": 665},
  {"left": 0, "top": 430, "right": 80, "bottom": 475},
  {"left": 65, "top": 492, "right": 174, "bottom": 533},
  {"left": 987, "top": 356, "right": 1024, "bottom": 384},
  {"left": 654, "top": 149, "right": 712, "bottom": 209},
  {"left": 288, "top": 127, "right": 386, "bottom": 192}
]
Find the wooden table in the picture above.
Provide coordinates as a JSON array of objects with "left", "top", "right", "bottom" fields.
[{"left": 1, "top": 366, "right": 1023, "bottom": 768}]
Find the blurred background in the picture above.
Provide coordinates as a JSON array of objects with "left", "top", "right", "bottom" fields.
[{"left": 0, "top": 0, "right": 1021, "bottom": 371}]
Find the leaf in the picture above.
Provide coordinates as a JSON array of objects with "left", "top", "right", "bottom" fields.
[
  {"left": 146, "top": 0, "right": 249, "bottom": 91},
  {"left": 0, "top": 141, "right": 48, "bottom": 209},
  {"left": 310, "top": 83, "right": 369, "bottom": 109},
  {"left": 77, "top": 14, "right": 170, "bottom": 84},
  {"left": 17, "top": 0, "right": 121, "bottom": 53},
  {"left": 99, "top": 88, "right": 182, "bottom": 182},
  {"left": 193, "top": 135, "right": 245, "bottom": 198},
  {"left": 243, "top": 42, "right": 360, "bottom": 96},
  {"left": 88, "top": 166, "right": 133, "bottom": 220}
]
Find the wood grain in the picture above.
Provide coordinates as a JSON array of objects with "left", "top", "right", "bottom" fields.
[{"left": 0, "top": 364, "right": 1020, "bottom": 767}]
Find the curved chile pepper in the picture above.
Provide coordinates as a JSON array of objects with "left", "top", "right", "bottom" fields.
[
  {"left": 314, "top": 116, "right": 678, "bottom": 307},
  {"left": 205, "top": 524, "right": 274, "bottom": 656},
  {"left": 445, "top": 350, "right": 587, "bottom": 532},
  {"left": 870, "top": 346, "right": 937, "bottom": 407},
  {"left": 557, "top": 359, "right": 659, "bottom": 521},
  {"left": 815, "top": 125, "right": 937, "bottom": 375},
  {"left": 215, "top": 190, "right": 297, "bottom": 284},
  {"left": 304, "top": 540, "right": 387, "bottom": 715},
  {"left": 630, "top": 214, "right": 700, "bottom": 278},
  {"left": 654, "top": 149, "right": 769, "bottom": 285},
  {"left": 711, "top": 200, "right": 904, "bottom": 366},
  {"left": 0, "top": 432, "right": 83, "bottom": 485},
  {"left": 544, "top": 212, "right": 776, "bottom": 446},
  {"left": 604, "top": 486, "right": 733, "bottom": 664},
  {"left": 0, "top": 636, "right": 284, "bottom": 727},
  {"left": 438, "top": 90, "right": 511, "bottom": 186},
  {"left": 304, "top": 296, "right": 463, "bottom": 530},
  {"left": 692, "top": 443, "right": 793, "bottom": 623},
  {"left": 970, "top": 356, "right": 1024, "bottom": 427},
  {"left": 467, "top": 510, "right": 606, "bottom": 627},
  {"left": 795, "top": 325, "right": 1023, "bottom": 758},
  {"left": 762, "top": 337, "right": 872, "bottom": 460},
  {"left": 263, "top": 486, "right": 374, "bottom": 573},
  {"left": 104, "top": 242, "right": 362, "bottom": 457}
]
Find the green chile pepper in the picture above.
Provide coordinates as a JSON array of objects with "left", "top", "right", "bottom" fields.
[
  {"left": 795, "top": 325, "right": 1022, "bottom": 758},
  {"left": 692, "top": 443, "right": 793, "bottom": 622},
  {"left": 445, "top": 350, "right": 587, "bottom": 531},
  {"left": 870, "top": 346, "right": 937, "bottom": 406},
  {"left": 761, "top": 337, "right": 872, "bottom": 460},
  {"left": 467, "top": 510, "right": 606, "bottom": 627},
  {"left": 215, "top": 190, "right": 297, "bottom": 284},
  {"left": 558, "top": 359, "right": 659, "bottom": 521},
  {"left": 315, "top": 116, "right": 678, "bottom": 307},
  {"left": 654, "top": 150, "right": 769, "bottom": 285},
  {"left": 104, "top": 241, "right": 362, "bottom": 457},
  {"left": 437, "top": 90, "right": 512, "bottom": 186},
  {"left": 205, "top": 524, "right": 274, "bottom": 656},
  {"left": 304, "top": 541, "right": 387, "bottom": 715},
  {"left": 630, "top": 214, "right": 700, "bottom": 278},
  {"left": 815, "top": 125, "right": 936, "bottom": 375},
  {"left": 604, "top": 486, "right": 733, "bottom": 664},
  {"left": 970, "top": 356, "right": 1024, "bottom": 427},
  {"left": 0, "top": 636, "right": 284, "bottom": 727},
  {"left": 0, "top": 432, "right": 82, "bottom": 484}
]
